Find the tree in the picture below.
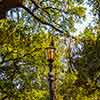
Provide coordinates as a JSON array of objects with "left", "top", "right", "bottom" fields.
[
  {"left": 2, "top": 0, "right": 100, "bottom": 100},
  {"left": 0, "top": 19, "right": 51, "bottom": 99},
  {"left": 0, "top": 0, "right": 86, "bottom": 35}
]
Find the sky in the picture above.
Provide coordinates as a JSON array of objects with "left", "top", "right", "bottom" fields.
[{"left": 73, "top": 0, "right": 94, "bottom": 36}]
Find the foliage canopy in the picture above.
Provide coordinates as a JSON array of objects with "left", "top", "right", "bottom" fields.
[{"left": 0, "top": 0, "right": 100, "bottom": 100}]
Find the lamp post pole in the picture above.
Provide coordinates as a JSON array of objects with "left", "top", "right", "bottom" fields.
[
  {"left": 48, "top": 61, "right": 56, "bottom": 100},
  {"left": 46, "top": 38, "right": 56, "bottom": 100}
]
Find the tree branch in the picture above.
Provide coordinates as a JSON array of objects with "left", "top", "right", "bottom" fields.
[
  {"left": 30, "top": 0, "right": 40, "bottom": 8},
  {"left": 21, "top": 5, "right": 64, "bottom": 33},
  {"left": 42, "top": 7, "right": 69, "bottom": 15}
]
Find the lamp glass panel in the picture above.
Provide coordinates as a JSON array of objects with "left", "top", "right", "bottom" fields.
[{"left": 47, "top": 48, "right": 55, "bottom": 60}]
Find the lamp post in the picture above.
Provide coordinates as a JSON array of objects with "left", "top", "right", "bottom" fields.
[{"left": 46, "top": 38, "right": 56, "bottom": 100}]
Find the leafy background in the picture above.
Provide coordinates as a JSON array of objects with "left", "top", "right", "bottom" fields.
[{"left": 0, "top": 0, "right": 100, "bottom": 100}]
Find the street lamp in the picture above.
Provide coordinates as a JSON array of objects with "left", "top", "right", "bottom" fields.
[
  {"left": 47, "top": 39, "right": 56, "bottom": 62},
  {"left": 46, "top": 37, "right": 56, "bottom": 100}
]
